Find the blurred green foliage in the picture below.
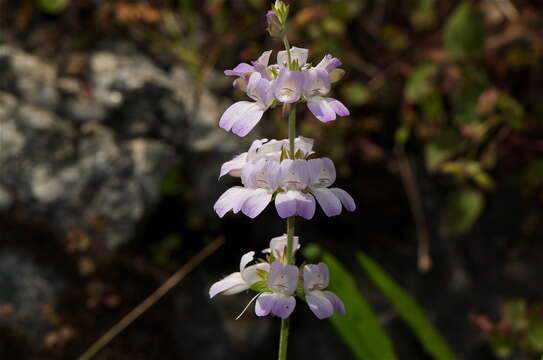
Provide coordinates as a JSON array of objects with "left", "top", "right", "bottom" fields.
[
  {"left": 324, "top": 252, "right": 398, "bottom": 360},
  {"left": 357, "top": 253, "right": 456, "bottom": 360},
  {"left": 323, "top": 251, "right": 454, "bottom": 359},
  {"left": 472, "top": 299, "right": 543, "bottom": 358}
]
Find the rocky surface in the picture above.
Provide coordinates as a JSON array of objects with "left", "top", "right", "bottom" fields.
[{"left": 0, "top": 44, "right": 237, "bottom": 249}]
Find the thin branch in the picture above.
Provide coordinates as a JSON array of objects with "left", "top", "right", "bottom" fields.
[
  {"left": 78, "top": 237, "right": 225, "bottom": 360},
  {"left": 395, "top": 148, "right": 432, "bottom": 273}
]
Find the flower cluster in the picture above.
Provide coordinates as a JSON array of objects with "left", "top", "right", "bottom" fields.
[
  {"left": 210, "top": 235, "right": 345, "bottom": 320},
  {"left": 220, "top": 47, "right": 349, "bottom": 137},
  {"left": 210, "top": 1, "right": 352, "bottom": 328},
  {"left": 214, "top": 138, "right": 356, "bottom": 219}
]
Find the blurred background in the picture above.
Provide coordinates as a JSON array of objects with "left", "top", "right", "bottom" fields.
[{"left": 1, "top": 0, "right": 543, "bottom": 359}]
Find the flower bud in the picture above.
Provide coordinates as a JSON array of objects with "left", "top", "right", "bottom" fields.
[
  {"left": 266, "top": 11, "right": 283, "bottom": 38},
  {"left": 329, "top": 68, "right": 345, "bottom": 83}
]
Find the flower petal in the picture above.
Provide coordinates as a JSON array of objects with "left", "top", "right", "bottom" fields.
[
  {"left": 275, "top": 191, "right": 297, "bottom": 218},
  {"left": 326, "top": 98, "right": 350, "bottom": 117},
  {"left": 231, "top": 103, "right": 265, "bottom": 137},
  {"left": 274, "top": 68, "right": 304, "bottom": 103},
  {"left": 306, "top": 291, "right": 334, "bottom": 319},
  {"left": 242, "top": 188, "right": 273, "bottom": 218},
  {"left": 219, "top": 153, "right": 247, "bottom": 179},
  {"left": 224, "top": 63, "right": 254, "bottom": 77},
  {"left": 267, "top": 261, "right": 299, "bottom": 294},
  {"left": 330, "top": 188, "right": 356, "bottom": 212},
  {"left": 303, "top": 68, "right": 331, "bottom": 97},
  {"left": 303, "top": 263, "right": 329, "bottom": 291},
  {"left": 308, "top": 157, "right": 336, "bottom": 187},
  {"left": 312, "top": 188, "right": 342, "bottom": 216},
  {"left": 278, "top": 159, "right": 310, "bottom": 191},
  {"left": 213, "top": 186, "right": 252, "bottom": 218},
  {"left": 277, "top": 47, "right": 308, "bottom": 68},
  {"left": 296, "top": 192, "right": 316, "bottom": 220},
  {"left": 323, "top": 291, "right": 346, "bottom": 315},
  {"left": 255, "top": 292, "right": 276, "bottom": 317},
  {"left": 239, "top": 251, "right": 255, "bottom": 273},
  {"left": 209, "top": 272, "right": 247, "bottom": 298},
  {"left": 307, "top": 96, "right": 336, "bottom": 123},
  {"left": 242, "top": 262, "right": 270, "bottom": 284},
  {"left": 219, "top": 101, "right": 253, "bottom": 132},
  {"left": 271, "top": 294, "right": 296, "bottom": 319}
]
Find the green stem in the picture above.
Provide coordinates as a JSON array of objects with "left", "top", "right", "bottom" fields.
[
  {"left": 278, "top": 316, "right": 290, "bottom": 360},
  {"left": 283, "top": 35, "right": 292, "bottom": 68},
  {"left": 278, "top": 93, "right": 297, "bottom": 360},
  {"left": 288, "top": 105, "right": 296, "bottom": 158}
]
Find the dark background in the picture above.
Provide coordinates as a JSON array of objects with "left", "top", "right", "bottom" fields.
[{"left": 1, "top": 0, "right": 543, "bottom": 359}]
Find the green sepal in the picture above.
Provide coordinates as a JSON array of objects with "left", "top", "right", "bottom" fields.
[
  {"left": 280, "top": 147, "right": 288, "bottom": 161},
  {"left": 256, "top": 269, "right": 268, "bottom": 280},
  {"left": 250, "top": 280, "right": 271, "bottom": 293}
]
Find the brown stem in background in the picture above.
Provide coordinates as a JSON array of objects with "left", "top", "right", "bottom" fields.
[
  {"left": 396, "top": 148, "right": 432, "bottom": 273},
  {"left": 77, "top": 237, "right": 224, "bottom": 360}
]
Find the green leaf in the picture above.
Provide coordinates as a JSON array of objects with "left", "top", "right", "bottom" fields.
[
  {"left": 323, "top": 253, "right": 398, "bottom": 360},
  {"left": 357, "top": 253, "right": 456, "bottom": 360},
  {"left": 444, "top": 1, "right": 485, "bottom": 59},
  {"left": 405, "top": 63, "right": 438, "bottom": 103},
  {"left": 440, "top": 186, "right": 484, "bottom": 237},
  {"left": 38, "top": 0, "right": 70, "bottom": 14},
  {"left": 424, "top": 129, "right": 465, "bottom": 171},
  {"left": 342, "top": 82, "right": 371, "bottom": 106}
]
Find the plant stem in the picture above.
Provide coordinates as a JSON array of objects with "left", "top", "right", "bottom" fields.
[
  {"left": 278, "top": 97, "right": 297, "bottom": 360},
  {"left": 283, "top": 35, "right": 292, "bottom": 68},
  {"left": 278, "top": 317, "right": 290, "bottom": 360}
]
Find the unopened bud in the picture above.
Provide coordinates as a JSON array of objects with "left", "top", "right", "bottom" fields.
[
  {"left": 329, "top": 68, "right": 345, "bottom": 83},
  {"left": 266, "top": 11, "right": 283, "bottom": 38}
]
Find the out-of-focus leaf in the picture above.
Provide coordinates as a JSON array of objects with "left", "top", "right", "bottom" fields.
[
  {"left": 38, "top": 0, "right": 70, "bottom": 14},
  {"left": 380, "top": 25, "right": 409, "bottom": 52},
  {"left": 444, "top": 1, "right": 484, "bottom": 59},
  {"left": 441, "top": 161, "right": 494, "bottom": 189},
  {"left": 496, "top": 94, "right": 524, "bottom": 130},
  {"left": 405, "top": 63, "right": 438, "bottom": 103},
  {"left": 440, "top": 186, "right": 484, "bottom": 237},
  {"left": 302, "top": 243, "right": 323, "bottom": 263},
  {"left": 524, "top": 160, "right": 543, "bottom": 193},
  {"left": 410, "top": 0, "right": 437, "bottom": 31},
  {"left": 357, "top": 253, "right": 456, "bottom": 360},
  {"left": 323, "top": 253, "right": 398, "bottom": 360},
  {"left": 528, "top": 318, "right": 543, "bottom": 351},
  {"left": 424, "top": 129, "right": 465, "bottom": 171},
  {"left": 161, "top": 168, "right": 185, "bottom": 196},
  {"left": 342, "top": 82, "right": 370, "bottom": 106},
  {"left": 328, "top": 0, "right": 362, "bottom": 20},
  {"left": 502, "top": 299, "right": 528, "bottom": 332},
  {"left": 322, "top": 17, "right": 345, "bottom": 35}
]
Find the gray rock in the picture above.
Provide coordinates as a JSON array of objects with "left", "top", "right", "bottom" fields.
[{"left": 0, "top": 249, "right": 63, "bottom": 341}]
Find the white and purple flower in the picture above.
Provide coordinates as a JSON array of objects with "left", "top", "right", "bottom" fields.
[
  {"left": 255, "top": 261, "right": 298, "bottom": 319},
  {"left": 303, "top": 263, "right": 345, "bottom": 319},
  {"left": 262, "top": 234, "right": 301, "bottom": 262},
  {"left": 274, "top": 157, "right": 356, "bottom": 219},
  {"left": 275, "top": 159, "right": 316, "bottom": 219},
  {"left": 209, "top": 251, "right": 270, "bottom": 298},
  {"left": 307, "top": 157, "right": 356, "bottom": 216},
  {"left": 219, "top": 72, "right": 274, "bottom": 137},
  {"left": 303, "top": 68, "right": 349, "bottom": 123},
  {"left": 214, "top": 158, "right": 279, "bottom": 218},
  {"left": 219, "top": 137, "right": 314, "bottom": 179}
]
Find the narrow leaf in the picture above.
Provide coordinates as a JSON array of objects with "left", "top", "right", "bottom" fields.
[
  {"left": 323, "top": 253, "right": 398, "bottom": 360},
  {"left": 357, "top": 253, "right": 456, "bottom": 360}
]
